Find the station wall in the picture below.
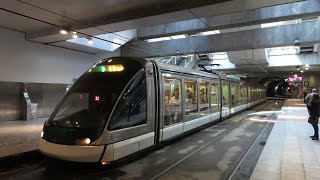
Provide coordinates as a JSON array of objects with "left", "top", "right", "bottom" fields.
[
  {"left": 0, "top": 28, "right": 120, "bottom": 121},
  {"left": 303, "top": 72, "right": 320, "bottom": 92},
  {"left": 0, "top": 82, "right": 66, "bottom": 121},
  {"left": 0, "top": 28, "right": 120, "bottom": 84}
]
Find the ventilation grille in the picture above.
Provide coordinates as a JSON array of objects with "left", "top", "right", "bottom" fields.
[
  {"left": 299, "top": 43, "right": 319, "bottom": 54},
  {"left": 196, "top": 53, "right": 209, "bottom": 60}
]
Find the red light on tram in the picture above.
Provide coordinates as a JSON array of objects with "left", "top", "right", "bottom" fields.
[
  {"left": 79, "top": 94, "right": 84, "bottom": 100},
  {"left": 94, "top": 96, "right": 100, "bottom": 102}
]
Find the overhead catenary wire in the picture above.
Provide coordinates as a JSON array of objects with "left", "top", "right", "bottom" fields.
[
  {"left": 13, "top": 0, "right": 168, "bottom": 56},
  {"left": 16, "top": 0, "right": 130, "bottom": 42},
  {"left": 175, "top": 0, "right": 212, "bottom": 30},
  {"left": 0, "top": 8, "right": 123, "bottom": 45}
]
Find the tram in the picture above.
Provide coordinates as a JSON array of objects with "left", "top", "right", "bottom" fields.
[{"left": 39, "top": 57, "right": 266, "bottom": 163}]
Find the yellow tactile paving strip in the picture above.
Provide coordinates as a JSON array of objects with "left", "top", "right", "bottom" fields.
[
  {"left": 250, "top": 99, "right": 320, "bottom": 180},
  {"left": 0, "top": 118, "right": 46, "bottom": 158}
]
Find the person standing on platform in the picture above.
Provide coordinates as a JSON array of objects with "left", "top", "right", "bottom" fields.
[
  {"left": 303, "top": 91, "right": 307, "bottom": 103},
  {"left": 305, "top": 89, "right": 320, "bottom": 140}
]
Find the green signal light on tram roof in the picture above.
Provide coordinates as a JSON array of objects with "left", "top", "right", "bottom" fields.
[{"left": 101, "top": 66, "right": 106, "bottom": 72}]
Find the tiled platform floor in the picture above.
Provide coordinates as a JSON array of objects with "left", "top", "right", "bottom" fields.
[
  {"left": 250, "top": 99, "right": 320, "bottom": 180},
  {"left": 0, "top": 118, "right": 46, "bottom": 158}
]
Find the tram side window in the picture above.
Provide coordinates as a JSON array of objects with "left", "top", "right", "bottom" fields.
[
  {"left": 163, "top": 77, "right": 182, "bottom": 126},
  {"left": 240, "top": 85, "right": 247, "bottom": 104},
  {"left": 235, "top": 83, "right": 241, "bottom": 105},
  {"left": 108, "top": 71, "right": 147, "bottom": 131},
  {"left": 253, "top": 86, "right": 258, "bottom": 101},
  {"left": 252, "top": 86, "right": 257, "bottom": 101},
  {"left": 185, "top": 80, "right": 198, "bottom": 116},
  {"left": 262, "top": 89, "right": 266, "bottom": 98},
  {"left": 248, "top": 86, "right": 252, "bottom": 102},
  {"left": 258, "top": 88, "right": 262, "bottom": 99},
  {"left": 199, "top": 82, "right": 209, "bottom": 114},
  {"left": 230, "top": 83, "right": 236, "bottom": 107},
  {"left": 222, "top": 81, "right": 229, "bottom": 110},
  {"left": 250, "top": 87, "right": 254, "bottom": 102},
  {"left": 210, "top": 82, "right": 219, "bottom": 113}
]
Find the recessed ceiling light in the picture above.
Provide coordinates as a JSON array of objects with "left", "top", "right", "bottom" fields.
[
  {"left": 60, "top": 30, "right": 67, "bottom": 35},
  {"left": 87, "top": 37, "right": 93, "bottom": 44},
  {"left": 72, "top": 32, "right": 78, "bottom": 39}
]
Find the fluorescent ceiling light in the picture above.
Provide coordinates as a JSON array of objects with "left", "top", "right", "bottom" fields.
[
  {"left": 72, "top": 32, "right": 78, "bottom": 39},
  {"left": 201, "top": 30, "right": 220, "bottom": 36},
  {"left": 60, "top": 30, "right": 67, "bottom": 34},
  {"left": 148, "top": 37, "right": 171, "bottom": 42},
  {"left": 87, "top": 38, "right": 93, "bottom": 45},
  {"left": 170, "top": 35, "right": 186, "bottom": 39},
  {"left": 261, "top": 19, "right": 298, "bottom": 28}
]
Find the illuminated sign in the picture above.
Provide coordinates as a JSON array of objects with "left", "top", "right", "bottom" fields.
[
  {"left": 90, "top": 64, "right": 124, "bottom": 72},
  {"left": 288, "top": 76, "right": 303, "bottom": 82}
]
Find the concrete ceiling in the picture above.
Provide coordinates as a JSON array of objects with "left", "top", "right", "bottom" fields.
[
  {"left": 1, "top": 0, "right": 318, "bottom": 79},
  {"left": 1, "top": 0, "right": 302, "bottom": 43}
]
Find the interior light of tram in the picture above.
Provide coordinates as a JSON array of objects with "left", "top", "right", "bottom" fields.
[{"left": 94, "top": 96, "right": 100, "bottom": 102}]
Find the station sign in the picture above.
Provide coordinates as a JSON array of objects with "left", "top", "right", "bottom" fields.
[{"left": 288, "top": 76, "right": 303, "bottom": 83}]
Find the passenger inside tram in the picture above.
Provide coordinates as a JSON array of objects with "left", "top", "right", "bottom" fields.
[
  {"left": 164, "top": 90, "right": 170, "bottom": 112},
  {"left": 184, "top": 82, "right": 197, "bottom": 115},
  {"left": 200, "top": 88, "right": 208, "bottom": 104},
  {"left": 169, "top": 88, "right": 181, "bottom": 123}
]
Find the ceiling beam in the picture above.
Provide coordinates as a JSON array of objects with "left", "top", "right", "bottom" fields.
[
  {"left": 138, "top": 0, "right": 319, "bottom": 39},
  {"left": 26, "top": 0, "right": 303, "bottom": 43},
  {"left": 121, "top": 20, "right": 320, "bottom": 57}
]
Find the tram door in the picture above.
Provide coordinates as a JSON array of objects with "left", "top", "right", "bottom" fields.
[
  {"left": 160, "top": 74, "right": 184, "bottom": 141},
  {"left": 210, "top": 81, "right": 220, "bottom": 122},
  {"left": 221, "top": 80, "right": 230, "bottom": 117}
]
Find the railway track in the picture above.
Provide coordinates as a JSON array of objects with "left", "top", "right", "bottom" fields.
[{"left": 0, "top": 100, "right": 284, "bottom": 180}]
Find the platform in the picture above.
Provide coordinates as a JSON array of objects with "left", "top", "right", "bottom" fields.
[
  {"left": 0, "top": 118, "right": 46, "bottom": 158},
  {"left": 250, "top": 99, "right": 320, "bottom": 180},
  {"left": 1, "top": 99, "right": 320, "bottom": 180}
]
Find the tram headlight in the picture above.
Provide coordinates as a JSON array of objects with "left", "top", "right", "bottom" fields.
[{"left": 75, "top": 138, "right": 91, "bottom": 145}]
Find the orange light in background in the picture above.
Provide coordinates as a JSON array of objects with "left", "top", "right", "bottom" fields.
[
  {"left": 106, "top": 64, "right": 124, "bottom": 72},
  {"left": 101, "top": 161, "right": 110, "bottom": 165},
  {"left": 75, "top": 138, "right": 91, "bottom": 145}
]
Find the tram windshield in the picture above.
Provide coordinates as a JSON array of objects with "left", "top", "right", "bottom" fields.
[{"left": 46, "top": 58, "right": 144, "bottom": 129}]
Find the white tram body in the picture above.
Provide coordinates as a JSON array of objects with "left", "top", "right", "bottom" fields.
[{"left": 39, "top": 57, "right": 266, "bottom": 163}]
